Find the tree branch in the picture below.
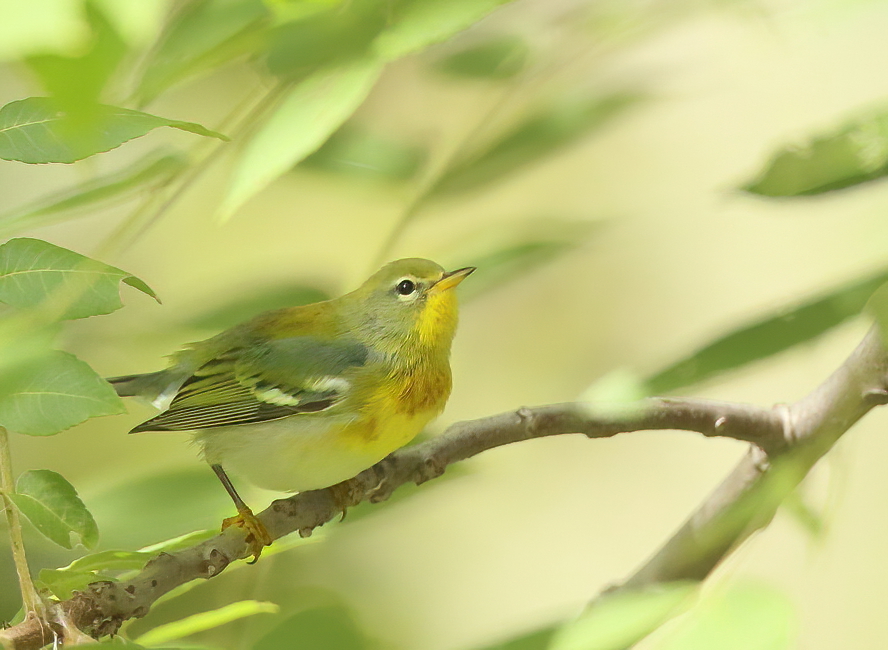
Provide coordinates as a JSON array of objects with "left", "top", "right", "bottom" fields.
[{"left": 3, "top": 327, "right": 887, "bottom": 650}]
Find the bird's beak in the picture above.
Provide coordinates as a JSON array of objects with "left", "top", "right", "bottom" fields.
[{"left": 432, "top": 266, "right": 476, "bottom": 293}]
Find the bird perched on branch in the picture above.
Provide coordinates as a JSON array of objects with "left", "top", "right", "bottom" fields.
[{"left": 109, "top": 258, "right": 474, "bottom": 560}]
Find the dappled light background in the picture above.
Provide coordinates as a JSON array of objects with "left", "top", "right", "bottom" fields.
[{"left": 3, "top": 0, "right": 888, "bottom": 648}]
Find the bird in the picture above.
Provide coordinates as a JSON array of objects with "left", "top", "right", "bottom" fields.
[{"left": 108, "top": 258, "right": 474, "bottom": 561}]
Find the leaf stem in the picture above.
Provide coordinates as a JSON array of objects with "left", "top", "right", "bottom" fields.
[{"left": 0, "top": 427, "right": 43, "bottom": 616}]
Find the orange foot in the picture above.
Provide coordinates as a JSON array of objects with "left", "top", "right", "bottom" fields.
[{"left": 222, "top": 506, "right": 273, "bottom": 563}]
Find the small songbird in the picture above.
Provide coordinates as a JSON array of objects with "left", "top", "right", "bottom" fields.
[{"left": 109, "top": 258, "right": 474, "bottom": 560}]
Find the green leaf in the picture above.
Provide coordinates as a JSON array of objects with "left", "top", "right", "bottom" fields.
[
  {"left": 218, "top": 60, "right": 382, "bottom": 220},
  {"left": 445, "top": 218, "right": 600, "bottom": 301},
  {"left": 650, "top": 581, "right": 795, "bottom": 650},
  {"left": 63, "top": 548, "right": 153, "bottom": 573},
  {"left": 266, "top": 2, "right": 388, "bottom": 79},
  {"left": 0, "top": 350, "right": 124, "bottom": 435},
  {"left": 254, "top": 606, "right": 369, "bottom": 650},
  {"left": 647, "top": 266, "right": 888, "bottom": 394},
  {"left": 134, "top": 601, "right": 279, "bottom": 646},
  {"left": 136, "top": 0, "right": 272, "bottom": 105},
  {"left": 0, "top": 152, "right": 187, "bottom": 237},
  {"left": 475, "top": 627, "right": 557, "bottom": 650},
  {"left": 300, "top": 125, "right": 427, "bottom": 182},
  {"left": 0, "top": 97, "right": 227, "bottom": 164},
  {"left": 9, "top": 469, "right": 99, "bottom": 549},
  {"left": 549, "top": 582, "right": 696, "bottom": 650},
  {"left": 431, "top": 92, "right": 641, "bottom": 197},
  {"left": 38, "top": 568, "right": 115, "bottom": 600},
  {"left": 744, "top": 110, "right": 888, "bottom": 196},
  {"left": 187, "top": 284, "right": 329, "bottom": 330},
  {"left": 373, "top": 0, "right": 516, "bottom": 61},
  {"left": 0, "top": 237, "right": 158, "bottom": 320},
  {"left": 26, "top": 1, "right": 127, "bottom": 111},
  {"left": 433, "top": 35, "right": 529, "bottom": 80}
]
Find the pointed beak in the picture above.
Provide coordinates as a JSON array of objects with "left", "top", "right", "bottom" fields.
[{"left": 432, "top": 266, "right": 476, "bottom": 293}]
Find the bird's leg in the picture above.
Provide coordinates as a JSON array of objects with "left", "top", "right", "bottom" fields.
[{"left": 211, "top": 464, "right": 272, "bottom": 563}]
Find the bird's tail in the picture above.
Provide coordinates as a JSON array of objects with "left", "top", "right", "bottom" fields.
[{"left": 106, "top": 371, "right": 177, "bottom": 407}]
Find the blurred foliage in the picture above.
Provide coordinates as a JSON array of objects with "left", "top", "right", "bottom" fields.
[
  {"left": 252, "top": 606, "right": 372, "bottom": 650},
  {"left": 548, "top": 582, "right": 696, "bottom": 650},
  {"left": 649, "top": 581, "right": 796, "bottom": 650},
  {"left": 744, "top": 109, "right": 888, "bottom": 196},
  {"left": 430, "top": 92, "right": 642, "bottom": 198},
  {"left": 300, "top": 125, "right": 427, "bottom": 182},
  {"left": 133, "top": 601, "right": 280, "bottom": 646},
  {"left": 647, "top": 266, "right": 888, "bottom": 393},
  {"left": 432, "top": 35, "right": 530, "bottom": 80},
  {"left": 0, "top": 152, "right": 187, "bottom": 237},
  {"left": 186, "top": 284, "right": 329, "bottom": 330},
  {"left": 135, "top": 0, "right": 273, "bottom": 105}
]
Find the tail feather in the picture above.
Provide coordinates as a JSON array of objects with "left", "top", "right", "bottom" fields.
[{"left": 106, "top": 371, "right": 180, "bottom": 409}]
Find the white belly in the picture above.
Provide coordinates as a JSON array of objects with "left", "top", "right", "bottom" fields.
[{"left": 194, "top": 412, "right": 421, "bottom": 492}]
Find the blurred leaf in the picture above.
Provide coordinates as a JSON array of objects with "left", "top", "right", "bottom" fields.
[
  {"left": 448, "top": 218, "right": 599, "bottom": 301},
  {"left": 0, "top": 152, "right": 187, "bottom": 237},
  {"left": 373, "top": 0, "right": 516, "bottom": 61},
  {"left": 74, "top": 642, "right": 148, "bottom": 649},
  {"left": 86, "top": 467, "right": 233, "bottom": 549},
  {"left": 433, "top": 34, "right": 529, "bottom": 80},
  {"left": 9, "top": 469, "right": 99, "bottom": 549},
  {"left": 218, "top": 60, "right": 381, "bottom": 220},
  {"left": 37, "top": 568, "right": 114, "bottom": 600},
  {"left": 254, "top": 606, "right": 370, "bottom": 650},
  {"left": 780, "top": 490, "right": 825, "bottom": 539},
  {"left": 476, "top": 627, "right": 557, "bottom": 650},
  {"left": 137, "top": 0, "right": 271, "bottom": 105},
  {"left": 0, "top": 97, "right": 227, "bottom": 164},
  {"left": 187, "top": 284, "right": 328, "bottom": 330},
  {"left": 266, "top": 2, "right": 388, "bottom": 79},
  {"left": 63, "top": 548, "right": 152, "bottom": 573},
  {"left": 647, "top": 266, "right": 888, "bottom": 394},
  {"left": 866, "top": 281, "right": 888, "bottom": 347},
  {"left": 579, "top": 368, "right": 649, "bottom": 421},
  {"left": 0, "top": 238, "right": 158, "bottom": 320},
  {"left": 300, "top": 125, "right": 427, "bottom": 182},
  {"left": 0, "top": 350, "right": 123, "bottom": 435},
  {"left": 138, "top": 529, "right": 219, "bottom": 554},
  {"left": 651, "top": 581, "right": 795, "bottom": 650},
  {"left": 0, "top": 317, "right": 58, "bottom": 397},
  {"left": 26, "top": 1, "right": 127, "bottom": 110},
  {"left": 550, "top": 582, "right": 696, "bottom": 650},
  {"left": 135, "top": 601, "right": 279, "bottom": 646},
  {"left": 744, "top": 110, "right": 888, "bottom": 196},
  {"left": 0, "top": 0, "right": 88, "bottom": 61},
  {"left": 268, "top": 0, "right": 517, "bottom": 78},
  {"left": 431, "top": 92, "right": 641, "bottom": 197}
]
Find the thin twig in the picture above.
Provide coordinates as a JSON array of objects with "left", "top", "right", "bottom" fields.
[{"left": 0, "top": 428, "right": 47, "bottom": 624}]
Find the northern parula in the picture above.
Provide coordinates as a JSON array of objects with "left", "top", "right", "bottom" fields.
[{"left": 109, "top": 258, "right": 474, "bottom": 559}]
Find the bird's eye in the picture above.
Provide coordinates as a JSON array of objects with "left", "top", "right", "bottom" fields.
[{"left": 395, "top": 279, "right": 416, "bottom": 296}]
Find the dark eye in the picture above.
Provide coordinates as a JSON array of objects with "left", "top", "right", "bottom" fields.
[{"left": 395, "top": 279, "right": 416, "bottom": 296}]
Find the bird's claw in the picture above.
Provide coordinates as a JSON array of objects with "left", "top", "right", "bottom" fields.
[{"left": 222, "top": 506, "right": 272, "bottom": 563}]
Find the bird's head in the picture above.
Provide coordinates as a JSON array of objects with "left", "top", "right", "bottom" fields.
[{"left": 346, "top": 258, "right": 475, "bottom": 351}]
